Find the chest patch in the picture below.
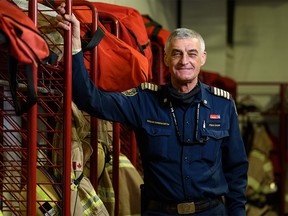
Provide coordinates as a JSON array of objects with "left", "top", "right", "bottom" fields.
[
  {"left": 122, "top": 88, "right": 137, "bottom": 96},
  {"left": 210, "top": 114, "right": 220, "bottom": 120}
]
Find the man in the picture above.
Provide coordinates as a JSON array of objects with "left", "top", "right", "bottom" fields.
[{"left": 56, "top": 3, "right": 248, "bottom": 215}]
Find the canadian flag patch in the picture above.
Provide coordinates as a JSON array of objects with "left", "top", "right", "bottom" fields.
[
  {"left": 72, "top": 161, "right": 82, "bottom": 171},
  {"left": 210, "top": 114, "right": 221, "bottom": 119}
]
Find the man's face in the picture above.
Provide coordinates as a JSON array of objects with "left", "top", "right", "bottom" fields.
[{"left": 164, "top": 38, "right": 206, "bottom": 85}]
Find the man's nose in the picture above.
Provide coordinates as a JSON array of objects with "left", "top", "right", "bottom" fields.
[{"left": 180, "top": 54, "right": 189, "bottom": 64}]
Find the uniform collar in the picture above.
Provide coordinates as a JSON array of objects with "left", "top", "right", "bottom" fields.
[
  {"left": 169, "top": 82, "right": 200, "bottom": 105},
  {"left": 160, "top": 81, "right": 211, "bottom": 109},
  {"left": 198, "top": 81, "right": 211, "bottom": 109}
]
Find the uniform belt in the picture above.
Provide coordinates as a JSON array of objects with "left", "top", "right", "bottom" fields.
[{"left": 147, "top": 197, "right": 222, "bottom": 214}]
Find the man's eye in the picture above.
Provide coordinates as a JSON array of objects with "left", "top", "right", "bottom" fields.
[
  {"left": 188, "top": 53, "right": 197, "bottom": 57},
  {"left": 172, "top": 52, "right": 181, "bottom": 57}
]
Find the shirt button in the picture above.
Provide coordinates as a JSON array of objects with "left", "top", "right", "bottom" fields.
[
  {"left": 185, "top": 176, "right": 190, "bottom": 180},
  {"left": 186, "top": 121, "right": 190, "bottom": 125},
  {"left": 186, "top": 139, "right": 191, "bottom": 143},
  {"left": 184, "top": 156, "right": 188, "bottom": 161}
]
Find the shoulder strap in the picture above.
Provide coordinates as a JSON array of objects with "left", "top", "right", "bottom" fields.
[
  {"left": 8, "top": 56, "right": 37, "bottom": 115},
  {"left": 212, "top": 86, "right": 231, "bottom": 100},
  {"left": 143, "top": 15, "right": 162, "bottom": 42},
  {"left": 82, "top": 26, "right": 105, "bottom": 52}
]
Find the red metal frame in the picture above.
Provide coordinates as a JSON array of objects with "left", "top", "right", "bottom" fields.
[
  {"left": 27, "top": 1, "right": 38, "bottom": 215},
  {"left": 0, "top": 0, "right": 73, "bottom": 214},
  {"left": 0, "top": 0, "right": 145, "bottom": 215}
]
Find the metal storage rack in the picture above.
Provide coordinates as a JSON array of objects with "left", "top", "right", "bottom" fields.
[
  {"left": 0, "top": 0, "right": 73, "bottom": 214},
  {"left": 0, "top": 0, "right": 139, "bottom": 215}
]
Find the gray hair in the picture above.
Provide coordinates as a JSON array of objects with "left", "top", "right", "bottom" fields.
[{"left": 164, "top": 28, "right": 206, "bottom": 54}]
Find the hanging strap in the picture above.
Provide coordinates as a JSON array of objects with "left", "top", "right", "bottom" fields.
[
  {"left": 8, "top": 56, "right": 37, "bottom": 115},
  {"left": 82, "top": 26, "right": 105, "bottom": 52}
]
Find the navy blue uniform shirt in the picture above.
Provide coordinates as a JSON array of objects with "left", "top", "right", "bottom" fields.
[{"left": 72, "top": 51, "right": 248, "bottom": 215}]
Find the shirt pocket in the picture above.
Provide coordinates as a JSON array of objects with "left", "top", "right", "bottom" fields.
[
  {"left": 200, "top": 129, "right": 229, "bottom": 164},
  {"left": 143, "top": 125, "right": 172, "bottom": 161}
]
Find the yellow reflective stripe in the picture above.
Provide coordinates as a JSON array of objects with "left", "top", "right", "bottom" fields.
[
  {"left": 105, "top": 165, "right": 113, "bottom": 172},
  {"left": 36, "top": 185, "right": 51, "bottom": 201},
  {"left": 0, "top": 210, "right": 3, "bottom": 216},
  {"left": 71, "top": 171, "right": 76, "bottom": 180},
  {"left": 263, "top": 161, "right": 273, "bottom": 172},
  {"left": 285, "top": 193, "right": 288, "bottom": 202},
  {"left": 98, "top": 185, "right": 115, "bottom": 202},
  {"left": 106, "top": 155, "right": 135, "bottom": 171},
  {"left": 248, "top": 177, "right": 277, "bottom": 194},
  {"left": 248, "top": 176, "right": 260, "bottom": 191},
  {"left": 119, "top": 155, "right": 135, "bottom": 168},
  {"left": 250, "top": 150, "right": 265, "bottom": 161},
  {"left": 261, "top": 185, "right": 274, "bottom": 194},
  {"left": 80, "top": 189, "right": 104, "bottom": 216}
]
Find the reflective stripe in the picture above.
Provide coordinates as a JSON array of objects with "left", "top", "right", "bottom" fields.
[
  {"left": 72, "top": 171, "right": 106, "bottom": 215},
  {"left": 98, "top": 185, "right": 115, "bottom": 202},
  {"left": 248, "top": 176, "right": 260, "bottom": 191},
  {"left": 36, "top": 185, "right": 51, "bottom": 201},
  {"left": 80, "top": 189, "right": 104, "bottom": 216},
  {"left": 262, "top": 184, "right": 274, "bottom": 194},
  {"left": 263, "top": 161, "right": 272, "bottom": 172},
  {"left": 106, "top": 155, "right": 135, "bottom": 172},
  {"left": 248, "top": 176, "right": 277, "bottom": 194},
  {"left": 36, "top": 184, "right": 59, "bottom": 215},
  {"left": 250, "top": 150, "right": 265, "bottom": 161}
]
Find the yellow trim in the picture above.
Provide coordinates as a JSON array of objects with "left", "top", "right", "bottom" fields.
[
  {"left": 98, "top": 185, "right": 115, "bottom": 202},
  {"left": 250, "top": 150, "right": 265, "bottom": 161},
  {"left": 36, "top": 185, "right": 52, "bottom": 201},
  {"left": 263, "top": 161, "right": 272, "bottom": 172},
  {"left": 81, "top": 189, "right": 104, "bottom": 216},
  {"left": 248, "top": 176, "right": 260, "bottom": 191},
  {"left": 248, "top": 177, "right": 277, "bottom": 194},
  {"left": 106, "top": 155, "right": 135, "bottom": 171}
]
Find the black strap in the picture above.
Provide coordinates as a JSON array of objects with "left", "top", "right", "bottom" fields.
[
  {"left": 143, "top": 15, "right": 163, "bottom": 43},
  {"left": 151, "top": 26, "right": 162, "bottom": 43},
  {"left": 82, "top": 26, "right": 105, "bottom": 52},
  {"left": 127, "top": 28, "right": 146, "bottom": 56},
  {"left": 8, "top": 56, "right": 37, "bottom": 115},
  {"left": 143, "top": 15, "right": 162, "bottom": 29},
  {"left": 73, "top": 172, "right": 84, "bottom": 186}
]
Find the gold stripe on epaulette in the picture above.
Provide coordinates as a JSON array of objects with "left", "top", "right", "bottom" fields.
[
  {"left": 141, "top": 82, "right": 159, "bottom": 91},
  {"left": 213, "top": 87, "right": 230, "bottom": 100}
]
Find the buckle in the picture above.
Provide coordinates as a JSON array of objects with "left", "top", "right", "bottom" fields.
[{"left": 177, "top": 202, "right": 196, "bottom": 214}]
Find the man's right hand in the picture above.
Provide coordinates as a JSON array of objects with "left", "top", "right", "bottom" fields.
[{"left": 56, "top": 2, "right": 81, "bottom": 51}]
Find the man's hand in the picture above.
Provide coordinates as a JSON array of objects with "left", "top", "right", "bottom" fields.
[{"left": 56, "top": 2, "right": 81, "bottom": 50}]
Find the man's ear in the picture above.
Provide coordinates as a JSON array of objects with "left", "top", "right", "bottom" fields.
[
  {"left": 164, "top": 54, "right": 169, "bottom": 66},
  {"left": 201, "top": 51, "right": 207, "bottom": 66}
]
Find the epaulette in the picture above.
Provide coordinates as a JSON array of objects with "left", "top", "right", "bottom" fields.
[
  {"left": 140, "top": 82, "right": 159, "bottom": 92},
  {"left": 211, "top": 87, "right": 231, "bottom": 100}
]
